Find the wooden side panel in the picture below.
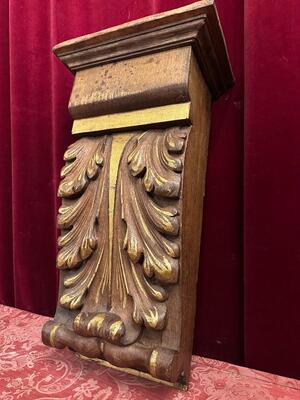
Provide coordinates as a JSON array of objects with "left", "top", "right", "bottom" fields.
[{"left": 179, "top": 54, "right": 212, "bottom": 382}]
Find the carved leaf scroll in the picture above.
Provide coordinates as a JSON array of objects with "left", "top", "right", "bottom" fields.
[
  {"left": 55, "top": 127, "right": 189, "bottom": 336},
  {"left": 57, "top": 136, "right": 109, "bottom": 310},
  {"left": 112, "top": 127, "right": 189, "bottom": 331}
]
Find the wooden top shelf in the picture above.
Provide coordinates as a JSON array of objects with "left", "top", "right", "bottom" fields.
[{"left": 53, "top": 0, "right": 234, "bottom": 99}]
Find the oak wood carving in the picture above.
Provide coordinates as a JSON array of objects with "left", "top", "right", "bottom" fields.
[{"left": 42, "top": 0, "right": 233, "bottom": 390}]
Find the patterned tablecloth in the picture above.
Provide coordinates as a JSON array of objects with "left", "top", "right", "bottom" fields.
[{"left": 0, "top": 304, "right": 299, "bottom": 399}]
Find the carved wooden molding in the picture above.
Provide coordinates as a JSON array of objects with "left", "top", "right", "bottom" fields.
[
  {"left": 42, "top": 1, "right": 233, "bottom": 390},
  {"left": 53, "top": 0, "right": 232, "bottom": 99}
]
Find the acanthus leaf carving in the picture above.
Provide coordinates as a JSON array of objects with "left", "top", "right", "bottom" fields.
[
  {"left": 111, "top": 127, "right": 189, "bottom": 332},
  {"left": 57, "top": 136, "right": 110, "bottom": 310},
  {"left": 55, "top": 127, "right": 189, "bottom": 336},
  {"left": 124, "top": 128, "right": 188, "bottom": 283},
  {"left": 58, "top": 139, "right": 104, "bottom": 198}
]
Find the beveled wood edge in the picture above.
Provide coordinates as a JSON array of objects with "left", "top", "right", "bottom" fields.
[
  {"left": 53, "top": 1, "right": 233, "bottom": 99},
  {"left": 71, "top": 103, "right": 191, "bottom": 135},
  {"left": 54, "top": 1, "right": 214, "bottom": 53},
  {"left": 76, "top": 354, "right": 188, "bottom": 391}
]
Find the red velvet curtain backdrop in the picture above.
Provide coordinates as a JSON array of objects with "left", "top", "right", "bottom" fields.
[
  {"left": 244, "top": 1, "right": 300, "bottom": 379},
  {"left": 0, "top": 0, "right": 299, "bottom": 379}
]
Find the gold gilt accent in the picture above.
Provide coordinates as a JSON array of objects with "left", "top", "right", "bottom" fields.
[
  {"left": 73, "top": 313, "right": 106, "bottom": 335},
  {"left": 87, "top": 314, "right": 105, "bottom": 332},
  {"left": 149, "top": 349, "right": 159, "bottom": 377},
  {"left": 72, "top": 312, "right": 125, "bottom": 344},
  {"left": 49, "top": 323, "right": 60, "bottom": 348},
  {"left": 57, "top": 136, "right": 110, "bottom": 310},
  {"left": 110, "top": 127, "right": 189, "bottom": 332},
  {"left": 73, "top": 313, "right": 82, "bottom": 330},
  {"left": 72, "top": 103, "right": 191, "bottom": 135},
  {"left": 144, "top": 308, "right": 159, "bottom": 329},
  {"left": 107, "top": 133, "right": 132, "bottom": 295},
  {"left": 109, "top": 320, "right": 124, "bottom": 341}
]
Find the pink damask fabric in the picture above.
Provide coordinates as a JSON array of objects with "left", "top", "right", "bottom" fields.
[{"left": 0, "top": 305, "right": 299, "bottom": 400}]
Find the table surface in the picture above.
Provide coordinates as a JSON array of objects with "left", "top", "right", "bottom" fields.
[{"left": 0, "top": 304, "right": 299, "bottom": 400}]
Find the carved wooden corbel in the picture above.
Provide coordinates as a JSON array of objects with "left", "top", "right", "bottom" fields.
[{"left": 42, "top": 0, "right": 233, "bottom": 390}]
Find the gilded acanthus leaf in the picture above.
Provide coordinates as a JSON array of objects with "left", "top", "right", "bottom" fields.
[
  {"left": 127, "top": 128, "right": 186, "bottom": 197},
  {"left": 124, "top": 127, "right": 188, "bottom": 282},
  {"left": 58, "top": 138, "right": 104, "bottom": 198},
  {"left": 112, "top": 127, "right": 189, "bottom": 331},
  {"left": 57, "top": 136, "right": 109, "bottom": 310},
  {"left": 57, "top": 198, "right": 98, "bottom": 269}
]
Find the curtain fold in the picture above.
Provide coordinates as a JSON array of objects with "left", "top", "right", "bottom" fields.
[
  {"left": 244, "top": 0, "right": 300, "bottom": 379},
  {"left": 0, "top": 0, "right": 14, "bottom": 306},
  {"left": 1, "top": 0, "right": 298, "bottom": 380},
  {"left": 194, "top": 0, "right": 244, "bottom": 365}
]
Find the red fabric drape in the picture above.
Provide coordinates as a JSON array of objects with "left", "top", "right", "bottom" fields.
[
  {"left": 244, "top": 1, "right": 300, "bottom": 378},
  {"left": 0, "top": 0, "right": 299, "bottom": 379}
]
